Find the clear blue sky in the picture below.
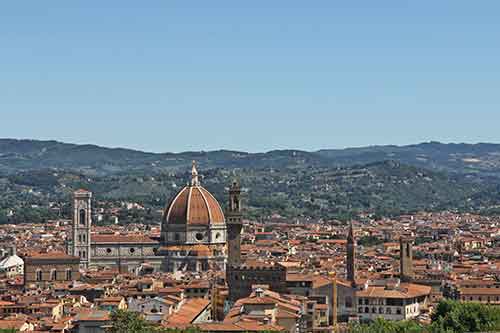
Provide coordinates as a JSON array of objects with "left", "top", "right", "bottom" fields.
[{"left": 1, "top": 1, "right": 499, "bottom": 152}]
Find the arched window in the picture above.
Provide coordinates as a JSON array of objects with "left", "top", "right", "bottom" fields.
[
  {"left": 379, "top": 307, "right": 384, "bottom": 314},
  {"left": 364, "top": 307, "right": 369, "bottom": 313},
  {"left": 50, "top": 269, "right": 57, "bottom": 281},
  {"left": 79, "top": 209, "right": 86, "bottom": 225},
  {"left": 406, "top": 243, "right": 410, "bottom": 256},
  {"left": 82, "top": 251, "right": 86, "bottom": 259},
  {"left": 387, "top": 308, "right": 392, "bottom": 314},
  {"left": 36, "top": 270, "right": 42, "bottom": 281},
  {"left": 345, "top": 297, "right": 352, "bottom": 308},
  {"left": 66, "top": 269, "right": 72, "bottom": 281}
]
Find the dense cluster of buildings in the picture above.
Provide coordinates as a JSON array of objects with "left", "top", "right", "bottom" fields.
[{"left": 0, "top": 162, "right": 497, "bottom": 332}]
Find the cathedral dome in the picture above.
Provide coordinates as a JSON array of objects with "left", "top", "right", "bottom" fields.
[{"left": 163, "top": 162, "right": 225, "bottom": 226}]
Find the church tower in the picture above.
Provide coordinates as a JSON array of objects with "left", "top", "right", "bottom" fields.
[
  {"left": 400, "top": 237, "right": 414, "bottom": 282},
  {"left": 226, "top": 179, "right": 243, "bottom": 268},
  {"left": 71, "top": 190, "right": 92, "bottom": 269},
  {"left": 346, "top": 222, "right": 356, "bottom": 285}
]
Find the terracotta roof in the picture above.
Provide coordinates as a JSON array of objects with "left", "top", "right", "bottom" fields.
[
  {"left": 164, "top": 185, "right": 225, "bottom": 226},
  {"left": 165, "top": 298, "right": 210, "bottom": 324},
  {"left": 0, "top": 320, "right": 26, "bottom": 329},
  {"left": 91, "top": 234, "right": 158, "bottom": 244},
  {"left": 356, "top": 283, "right": 431, "bottom": 299},
  {"left": 460, "top": 288, "right": 500, "bottom": 296},
  {"left": 74, "top": 310, "right": 110, "bottom": 322},
  {"left": 25, "top": 252, "right": 78, "bottom": 260},
  {"left": 197, "top": 321, "right": 284, "bottom": 332}
]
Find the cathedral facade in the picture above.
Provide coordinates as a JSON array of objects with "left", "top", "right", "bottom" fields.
[{"left": 67, "top": 162, "right": 240, "bottom": 273}]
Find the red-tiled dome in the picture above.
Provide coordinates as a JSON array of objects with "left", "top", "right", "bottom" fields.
[{"left": 163, "top": 162, "right": 225, "bottom": 226}]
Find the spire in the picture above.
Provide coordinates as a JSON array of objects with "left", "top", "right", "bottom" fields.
[
  {"left": 347, "top": 221, "right": 355, "bottom": 244},
  {"left": 346, "top": 221, "right": 356, "bottom": 285},
  {"left": 191, "top": 160, "right": 200, "bottom": 186}
]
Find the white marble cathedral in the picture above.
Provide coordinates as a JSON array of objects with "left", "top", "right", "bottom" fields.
[{"left": 67, "top": 161, "right": 240, "bottom": 273}]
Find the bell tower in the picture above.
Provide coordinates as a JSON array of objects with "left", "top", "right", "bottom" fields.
[
  {"left": 346, "top": 222, "right": 356, "bottom": 285},
  {"left": 71, "top": 190, "right": 92, "bottom": 269},
  {"left": 400, "top": 236, "right": 414, "bottom": 282},
  {"left": 226, "top": 179, "right": 243, "bottom": 268}
]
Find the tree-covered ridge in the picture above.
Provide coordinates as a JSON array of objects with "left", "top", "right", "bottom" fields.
[
  {"left": 1, "top": 160, "right": 497, "bottom": 223},
  {"left": 3, "top": 139, "right": 500, "bottom": 181}
]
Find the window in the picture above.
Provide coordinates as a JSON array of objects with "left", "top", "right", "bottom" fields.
[
  {"left": 387, "top": 308, "right": 392, "bottom": 314},
  {"left": 358, "top": 307, "right": 362, "bottom": 313},
  {"left": 345, "top": 297, "right": 352, "bottom": 308},
  {"left": 406, "top": 243, "right": 410, "bottom": 256},
  {"left": 174, "top": 233, "right": 180, "bottom": 241},
  {"left": 129, "top": 248, "right": 136, "bottom": 254},
  {"left": 379, "top": 307, "right": 384, "bottom": 314},
  {"left": 396, "top": 308, "right": 402, "bottom": 315},
  {"left": 50, "top": 269, "right": 57, "bottom": 281},
  {"left": 66, "top": 269, "right": 72, "bottom": 280},
  {"left": 78, "top": 235, "right": 82, "bottom": 242},
  {"left": 36, "top": 270, "right": 42, "bottom": 281},
  {"left": 82, "top": 251, "right": 86, "bottom": 259},
  {"left": 79, "top": 209, "right": 86, "bottom": 225},
  {"left": 195, "top": 233, "right": 204, "bottom": 241},
  {"left": 106, "top": 248, "right": 112, "bottom": 254},
  {"left": 364, "top": 307, "right": 369, "bottom": 313},
  {"left": 358, "top": 299, "right": 363, "bottom": 305}
]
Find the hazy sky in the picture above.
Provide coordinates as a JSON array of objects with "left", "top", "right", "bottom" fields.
[{"left": 1, "top": 1, "right": 500, "bottom": 152}]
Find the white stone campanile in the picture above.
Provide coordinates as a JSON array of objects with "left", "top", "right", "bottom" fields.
[{"left": 72, "top": 190, "right": 92, "bottom": 269}]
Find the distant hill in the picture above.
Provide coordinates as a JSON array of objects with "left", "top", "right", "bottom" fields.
[
  {"left": 317, "top": 141, "right": 500, "bottom": 180},
  {"left": 2, "top": 139, "right": 500, "bottom": 181},
  {"left": 2, "top": 139, "right": 500, "bottom": 221}
]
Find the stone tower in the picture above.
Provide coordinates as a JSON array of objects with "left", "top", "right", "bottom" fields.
[
  {"left": 400, "top": 237, "right": 414, "bottom": 282},
  {"left": 71, "top": 190, "right": 92, "bottom": 269},
  {"left": 226, "top": 179, "right": 243, "bottom": 268},
  {"left": 346, "top": 221, "right": 356, "bottom": 285}
]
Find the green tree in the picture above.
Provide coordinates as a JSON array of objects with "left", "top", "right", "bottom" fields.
[{"left": 107, "top": 310, "right": 155, "bottom": 333}]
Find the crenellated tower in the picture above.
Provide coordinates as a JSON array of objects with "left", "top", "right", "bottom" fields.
[{"left": 226, "top": 179, "right": 243, "bottom": 268}]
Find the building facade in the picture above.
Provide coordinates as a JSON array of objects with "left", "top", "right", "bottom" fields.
[
  {"left": 66, "top": 161, "right": 230, "bottom": 274},
  {"left": 24, "top": 253, "right": 81, "bottom": 288}
]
